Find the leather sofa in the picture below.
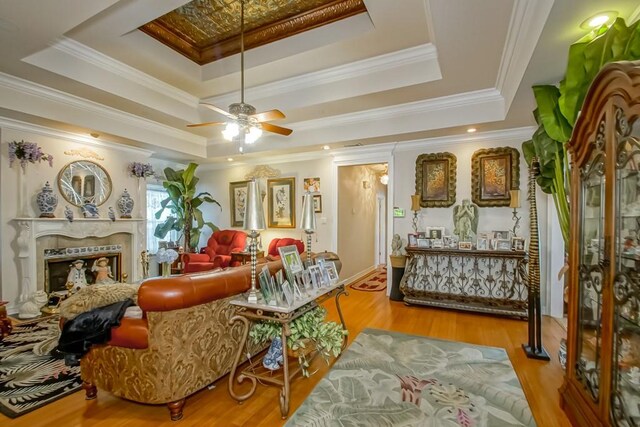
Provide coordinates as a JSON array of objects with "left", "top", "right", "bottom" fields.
[
  {"left": 79, "top": 260, "right": 284, "bottom": 420},
  {"left": 182, "top": 229, "right": 247, "bottom": 273},
  {"left": 266, "top": 237, "right": 305, "bottom": 261}
]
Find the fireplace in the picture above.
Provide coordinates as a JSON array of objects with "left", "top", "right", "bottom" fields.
[
  {"left": 13, "top": 218, "right": 145, "bottom": 306},
  {"left": 44, "top": 245, "right": 123, "bottom": 293}
]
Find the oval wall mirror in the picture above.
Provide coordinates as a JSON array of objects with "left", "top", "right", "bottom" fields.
[{"left": 57, "top": 161, "right": 112, "bottom": 207}]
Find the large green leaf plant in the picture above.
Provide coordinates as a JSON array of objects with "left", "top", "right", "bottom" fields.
[
  {"left": 523, "top": 17, "right": 640, "bottom": 247},
  {"left": 154, "top": 162, "right": 220, "bottom": 252}
]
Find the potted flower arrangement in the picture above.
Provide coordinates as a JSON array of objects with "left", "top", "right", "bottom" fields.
[
  {"left": 249, "top": 307, "right": 347, "bottom": 377},
  {"left": 8, "top": 140, "right": 53, "bottom": 171},
  {"left": 157, "top": 248, "right": 179, "bottom": 277}
]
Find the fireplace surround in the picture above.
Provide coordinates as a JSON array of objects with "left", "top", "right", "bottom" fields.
[{"left": 12, "top": 218, "right": 145, "bottom": 306}]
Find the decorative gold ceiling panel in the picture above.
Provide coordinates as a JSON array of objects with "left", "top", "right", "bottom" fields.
[{"left": 139, "top": 0, "right": 367, "bottom": 65}]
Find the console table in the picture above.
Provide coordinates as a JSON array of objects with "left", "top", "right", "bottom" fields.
[
  {"left": 227, "top": 281, "right": 349, "bottom": 418},
  {"left": 400, "top": 247, "right": 528, "bottom": 317}
]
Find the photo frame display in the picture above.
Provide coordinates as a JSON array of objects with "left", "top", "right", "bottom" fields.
[
  {"left": 425, "top": 226, "right": 445, "bottom": 240},
  {"left": 496, "top": 239, "right": 512, "bottom": 251},
  {"left": 417, "top": 238, "right": 430, "bottom": 248},
  {"left": 267, "top": 177, "right": 296, "bottom": 228},
  {"left": 512, "top": 237, "right": 526, "bottom": 251},
  {"left": 476, "top": 238, "right": 488, "bottom": 250},
  {"left": 431, "top": 239, "right": 444, "bottom": 248},
  {"left": 492, "top": 230, "right": 511, "bottom": 240},
  {"left": 278, "top": 245, "right": 303, "bottom": 284},
  {"left": 229, "top": 180, "right": 250, "bottom": 227},
  {"left": 415, "top": 152, "right": 456, "bottom": 207},
  {"left": 471, "top": 147, "right": 520, "bottom": 207},
  {"left": 458, "top": 241, "right": 473, "bottom": 250},
  {"left": 408, "top": 233, "right": 418, "bottom": 247}
]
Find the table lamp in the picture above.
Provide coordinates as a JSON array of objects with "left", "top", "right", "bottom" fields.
[
  {"left": 301, "top": 192, "right": 317, "bottom": 264},
  {"left": 243, "top": 179, "right": 266, "bottom": 303},
  {"left": 509, "top": 189, "right": 521, "bottom": 236},
  {"left": 411, "top": 194, "right": 421, "bottom": 233}
]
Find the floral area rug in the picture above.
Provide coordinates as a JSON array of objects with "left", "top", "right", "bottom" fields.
[
  {"left": 0, "top": 317, "right": 81, "bottom": 418},
  {"left": 286, "top": 328, "right": 536, "bottom": 426},
  {"left": 349, "top": 268, "right": 387, "bottom": 292}
]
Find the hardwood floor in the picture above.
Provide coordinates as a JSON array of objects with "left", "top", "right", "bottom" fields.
[{"left": 4, "top": 287, "right": 571, "bottom": 427}]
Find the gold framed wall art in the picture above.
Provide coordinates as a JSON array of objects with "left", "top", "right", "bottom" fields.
[
  {"left": 471, "top": 147, "right": 520, "bottom": 207},
  {"left": 415, "top": 152, "right": 456, "bottom": 207},
  {"left": 229, "top": 180, "right": 249, "bottom": 227},
  {"left": 267, "top": 177, "right": 296, "bottom": 228}
]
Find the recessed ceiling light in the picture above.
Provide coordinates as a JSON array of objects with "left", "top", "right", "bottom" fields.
[
  {"left": 580, "top": 11, "right": 617, "bottom": 29},
  {"left": 322, "top": 145, "right": 330, "bottom": 150},
  {"left": 467, "top": 128, "right": 476, "bottom": 133},
  {"left": 227, "top": 157, "right": 234, "bottom": 162}
]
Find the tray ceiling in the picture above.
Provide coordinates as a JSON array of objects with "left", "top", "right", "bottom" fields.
[{"left": 139, "top": 0, "right": 367, "bottom": 65}]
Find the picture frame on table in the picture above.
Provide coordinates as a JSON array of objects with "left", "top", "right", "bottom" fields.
[
  {"left": 302, "top": 270, "right": 312, "bottom": 290},
  {"left": 325, "top": 264, "right": 339, "bottom": 284},
  {"left": 476, "top": 238, "right": 488, "bottom": 250},
  {"left": 278, "top": 245, "right": 304, "bottom": 283},
  {"left": 308, "top": 265, "right": 321, "bottom": 288},
  {"left": 267, "top": 177, "right": 296, "bottom": 228},
  {"left": 492, "top": 230, "right": 511, "bottom": 240},
  {"left": 281, "top": 281, "right": 294, "bottom": 306},
  {"left": 425, "top": 226, "right": 445, "bottom": 240},
  {"left": 512, "top": 236, "right": 526, "bottom": 251},
  {"left": 229, "top": 180, "right": 250, "bottom": 227},
  {"left": 432, "top": 239, "right": 444, "bottom": 249},
  {"left": 417, "top": 238, "right": 430, "bottom": 248},
  {"left": 458, "top": 241, "right": 473, "bottom": 250},
  {"left": 408, "top": 233, "right": 418, "bottom": 247},
  {"left": 471, "top": 147, "right": 520, "bottom": 207},
  {"left": 415, "top": 152, "right": 457, "bottom": 207},
  {"left": 496, "top": 239, "right": 512, "bottom": 251}
]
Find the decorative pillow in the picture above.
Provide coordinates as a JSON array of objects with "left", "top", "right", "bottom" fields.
[{"left": 59, "top": 283, "right": 140, "bottom": 320}]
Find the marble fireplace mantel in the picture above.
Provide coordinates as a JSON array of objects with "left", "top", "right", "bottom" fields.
[{"left": 12, "top": 218, "right": 145, "bottom": 305}]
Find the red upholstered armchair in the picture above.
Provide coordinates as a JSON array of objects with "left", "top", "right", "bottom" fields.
[
  {"left": 183, "top": 230, "right": 247, "bottom": 273},
  {"left": 266, "top": 238, "right": 305, "bottom": 261}
]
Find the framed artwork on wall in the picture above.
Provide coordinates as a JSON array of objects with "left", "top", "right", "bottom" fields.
[
  {"left": 303, "top": 177, "right": 320, "bottom": 193},
  {"left": 471, "top": 147, "right": 520, "bottom": 207},
  {"left": 415, "top": 152, "right": 456, "bottom": 207},
  {"left": 302, "top": 194, "right": 322, "bottom": 213},
  {"left": 268, "top": 177, "right": 296, "bottom": 228},
  {"left": 229, "top": 180, "right": 249, "bottom": 227}
]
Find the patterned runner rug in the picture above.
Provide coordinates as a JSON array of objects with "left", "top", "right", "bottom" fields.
[
  {"left": 287, "top": 328, "right": 536, "bottom": 426},
  {"left": 0, "top": 317, "right": 81, "bottom": 418},
  {"left": 349, "top": 267, "right": 387, "bottom": 292}
]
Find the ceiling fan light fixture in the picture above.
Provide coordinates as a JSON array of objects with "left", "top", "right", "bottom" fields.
[
  {"left": 245, "top": 125, "right": 263, "bottom": 144},
  {"left": 222, "top": 122, "right": 240, "bottom": 140}
]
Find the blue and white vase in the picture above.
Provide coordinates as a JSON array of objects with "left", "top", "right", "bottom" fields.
[
  {"left": 64, "top": 205, "right": 74, "bottom": 222},
  {"left": 117, "top": 189, "right": 134, "bottom": 218},
  {"left": 263, "top": 337, "right": 284, "bottom": 371},
  {"left": 36, "top": 181, "right": 58, "bottom": 218}
]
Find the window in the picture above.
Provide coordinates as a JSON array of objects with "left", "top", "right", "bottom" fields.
[{"left": 146, "top": 185, "right": 177, "bottom": 254}]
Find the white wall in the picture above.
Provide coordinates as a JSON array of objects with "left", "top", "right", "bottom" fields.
[
  {"left": 197, "top": 157, "right": 335, "bottom": 254},
  {"left": 0, "top": 122, "right": 152, "bottom": 311}
]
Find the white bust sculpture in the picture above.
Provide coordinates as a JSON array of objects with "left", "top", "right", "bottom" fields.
[{"left": 18, "top": 290, "right": 48, "bottom": 319}]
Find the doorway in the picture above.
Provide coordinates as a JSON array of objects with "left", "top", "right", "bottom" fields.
[{"left": 336, "top": 163, "right": 388, "bottom": 279}]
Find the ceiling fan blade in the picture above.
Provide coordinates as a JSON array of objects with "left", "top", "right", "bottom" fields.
[
  {"left": 187, "top": 121, "right": 226, "bottom": 128},
  {"left": 251, "top": 109, "right": 286, "bottom": 122},
  {"left": 261, "top": 122, "right": 293, "bottom": 136},
  {"left": 199, "top": 102, "right": 236, "bottom": 119}
]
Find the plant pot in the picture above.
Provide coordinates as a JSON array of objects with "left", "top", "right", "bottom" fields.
[{"left": 390, "top": 255, "right": 407, "bottom": 268}]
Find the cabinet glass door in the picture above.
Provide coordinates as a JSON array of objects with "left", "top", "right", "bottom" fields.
[
  {"left": 611, "top": 107, "right": 640, "bottom": 426},
  {"left": 575, "top": 122, "right": 607, "bottom": 402}
]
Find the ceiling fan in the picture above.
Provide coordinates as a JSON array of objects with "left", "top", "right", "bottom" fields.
[{"left": 187, "top": 0, "right": 292, "bottom": 149}]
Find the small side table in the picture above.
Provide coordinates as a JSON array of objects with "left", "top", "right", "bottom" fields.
[
  {"left": 230, "top": 250, "right": 264, "bottom": 265},
  {"left": 227, "top": 281, "right": 349, "bottom": 419}
]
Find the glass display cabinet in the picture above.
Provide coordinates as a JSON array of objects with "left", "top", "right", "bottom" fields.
[{"left": 561, "top": 61, "right": 640, "bottom": 427}]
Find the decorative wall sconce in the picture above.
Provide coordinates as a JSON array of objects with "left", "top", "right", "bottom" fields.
[
  {"left": 509, "top": 189, "right": 521, "bottom": 236},
  {"left": 411, "top": 194, "right": 421, "bottom": 233}
]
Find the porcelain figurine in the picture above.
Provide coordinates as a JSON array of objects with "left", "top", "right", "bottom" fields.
[
  {"left": 117, "top": 189, "right": 134, "bottom": 218},
  {"left": 82, "top": 203, "right": 99, "bottom": 218},
  {"left": 18, "top": 290, "right": 48, "bottom": 319},
  {"left": 453, "top": 199, "right": 479, "bottom": 242},
  {"left": 67, "top": 260, "right": 89, "bottom": 291},
  {"left": 92, "top": 257, "right": 115, "bottom": 284},
  {"left": 108, "top": 206, "right": 116, "bottom": 222},
  {"left": 262, "top": 336, "right": 284, "bottom": 371},
  {"left": 64, "top": 205, "right": 74, "bottom": 222},
  {"left": 36, "top": 181, "right": 58, "bottom": 218}
]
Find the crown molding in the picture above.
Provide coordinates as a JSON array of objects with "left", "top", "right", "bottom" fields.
[
  {"left": 495, "top": 0, "right": 554, "bottom": 112},
  {"left": 293, "top": 88, "right": 501, "bottom": 131},
  {"left": 0, "top": 116, "right": 154, "bottom": 157},
  {"left": 52, "top": 37, "right": 199, "bottom": 108},
  {"left": 203, "top": 43, "right": 438, "bottom": 108},
  {"left": 0, "top": 71, "right": 205, "bottom": 147},
  {"left": 392, "top": 126, "right": 536, "bottom": 153},
  {"left": 199, "top": 149, "right": 334, "bottom": 171}
]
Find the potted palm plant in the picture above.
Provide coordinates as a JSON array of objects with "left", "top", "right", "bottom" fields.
[
  {"left": 249, "top": 307, "right": 347, "bottom": 377},
  {"left": 154, "top": 163, "right": 220, "bottom": 252}
]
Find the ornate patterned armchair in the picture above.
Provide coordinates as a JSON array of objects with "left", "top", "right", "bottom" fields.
[{"left": 182, "top": 230, "right": 247, "bottom": 273}]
